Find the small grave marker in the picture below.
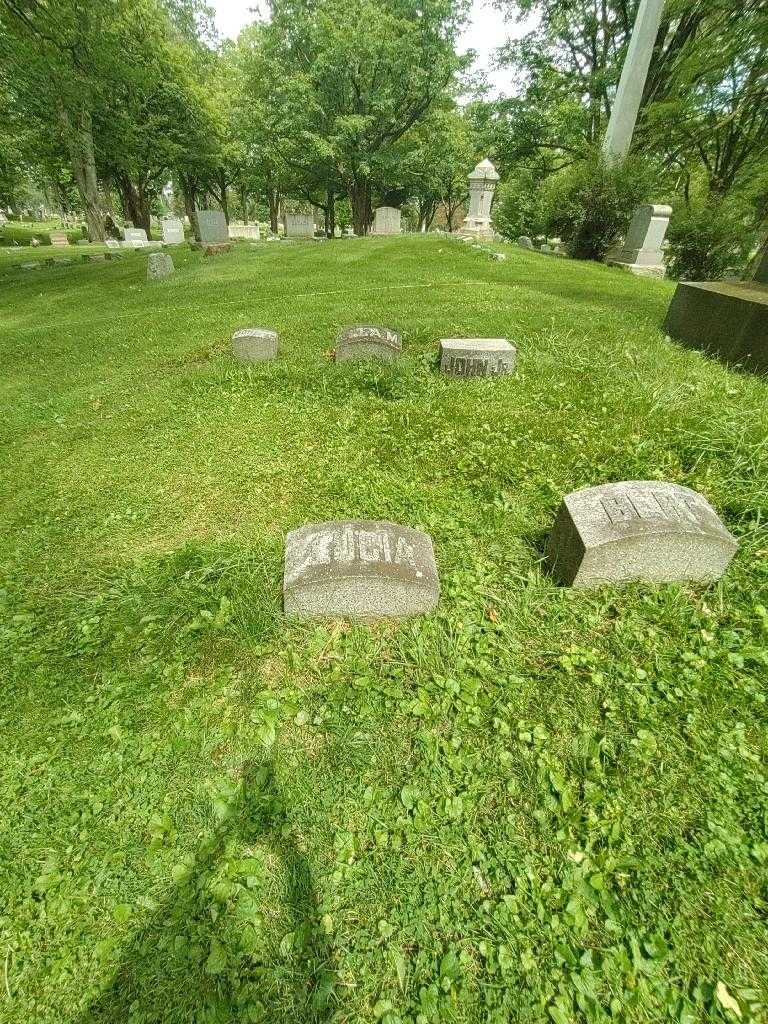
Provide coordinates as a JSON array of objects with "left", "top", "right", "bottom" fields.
[
  {"left": 49, "top": 231, "right": 69, "bottom": 248},
  {"left": 372, "top": 207, "right": 401, "bottom": 235},
  {"left": 122, "top": 228, "right": 148, "bottom": 249},
  {"left": 284, "top": 520, "right": 440, "bottom": 618},
  {"left": 161, "top": 217, "right": 184, "bottom": 245},
  {"left": 335, "top": 325, "right": 402, "bottom": 363},
  {"left": 439, "top": 339, "right": 517, "bottom": 378},
  {"left": 285, "top": 213, "right": 315, "bottom": 238},
  {"left": 546, "top": 481, "right": 737, "bottom": 588},
  {"left": 147, "top": 252, "right": 174, "bottom": 280},
  {"left": 232, "top": 328, "right": 278, "bottom": 362},
  {"left": 197, "top": 210, "right": 229, "bottom": 245}
]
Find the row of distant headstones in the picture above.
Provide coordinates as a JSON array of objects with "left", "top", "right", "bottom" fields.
[{"left": 229, "top": 325, "right": 739, "bottom": 617}]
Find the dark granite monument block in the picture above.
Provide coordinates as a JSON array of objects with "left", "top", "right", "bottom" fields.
[{"left": 664, "top": 280, "right": 768, "bottom": 374}]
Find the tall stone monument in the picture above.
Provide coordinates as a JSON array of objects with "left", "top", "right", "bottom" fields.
[
  {"left": 608, "top": 204, "right": 671, "bottom": 277},
  {"left": 372, "top": 207, "right": 401, "bottom": 235},
  {"left": 603, "top": 0, "right": 666, "bottom": 164},
  {"left": 461, "top": 159, "right": 499, "bottom": 240}
]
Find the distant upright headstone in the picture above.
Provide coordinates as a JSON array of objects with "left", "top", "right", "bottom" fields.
[
  {"left": 228, "top": 222, "right": 260, "bottom": 241},
  {"left": 105, "top": 238, "right": 121, "bottom": 249},
  {"left": 197, "top": 210, "right": 228, "bottom": 245},
  {"left": 161, "top": 217, "right": 184, "bottom": 245},
  {"left": 232, "top": 328, "right": 278, "bottom": 362},
  {"left": 439, "top": 339, "right": 517, "bottom": 378},
  {"left": 372, "top": 207, "right": 401, "bottom": 235},
  {"left": 335, "top": 325, "right": 402, "bottom": 363},
  {"left": 122, "top": 228, "right": 149, "bottom": 249},
  {"left": 49, "top": 231, "right": 69, "bottom": 248},
  {"left": 284, "top": 520, "right": 440, "bottom": 618},
  {"left": 147, "top": 252, "right": 174, "bottom": 280},
  {"left": 608, "top": 204, "right": 671, "bottom": 277},
  {"left": 343, "top": 227, "right": 355, "bottom": 237},
  {"left": 518, "top": 236, "right": 534, "bottom": 250},
  {"left": 546, "top": 481, "right": 737, "bottom": 588},
  {"left": 285, "top": 213, "right": 315, "bottom": 238}
]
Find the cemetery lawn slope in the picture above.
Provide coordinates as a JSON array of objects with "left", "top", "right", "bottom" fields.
[{"left": 1, "top": 237, "right": 767, "bottom": 1024}]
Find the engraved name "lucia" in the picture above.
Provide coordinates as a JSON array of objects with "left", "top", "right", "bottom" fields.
[{"left": 295, "top": 527, "right": 419, "bottom": 571}]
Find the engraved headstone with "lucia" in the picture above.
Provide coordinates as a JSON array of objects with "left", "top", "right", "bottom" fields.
[{"left": 283, "top": 520, "right": 440, "bottom": 618}]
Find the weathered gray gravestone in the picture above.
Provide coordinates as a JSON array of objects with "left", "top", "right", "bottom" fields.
[
  {"left": 439, "top": 339, "right": 517, "bottom": 378},
  {"left": 161, "top": 217, "right": 184, "bottom": 245},
  {"left": 232, "top": 328, "right": 278, "bottom": 362},
  {"left": 122, "top": 228, "right": 148, "bottom": 249},
  {"left": 228, "top": 222, "right": 260, "bottom": 241},
  {"left": 546, "top": 481, "right": 737, "bottom": 588},
  {"left": 147, "top": 252, "right": 174, "bottom": 280},
  {"left": 336, "top": 325, "right": 402, "bottom": 362},
  {"left": 608, "top": 204, "right": 671, "bottom": 278},
  {"left": 285, "top": 213, "right": 315, "bottom": 238},
  {"left": 197, "top": 210, "right": 229, "bottom": 245},
  {"left": 518, "top": 236, "right": 534, "bottom": 250},
  {"left": 372, "top": 207, "right": 401, "bottom": 235},
  {"left": 284, "top": 520, "right": 440, "bottom": 618},
  {"left": 49, "top": 231, "right": 69, "bottom": 248},
  {"left": 105, "top": 238, "right": 121, "bottom": 249}
]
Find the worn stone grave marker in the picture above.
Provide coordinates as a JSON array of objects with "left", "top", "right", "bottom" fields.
[
  {"left": 285, "top": 213, "right": 315, "bottom": 238},
  {"left": 518, "top": 236, "right": 534, "bottom": 249},
  {"left": 122, "top": 228, "right": 149, "bottom": 249},
  {"left": 161, "top": 217, "right": 184, "bottom": 245},
  {"left": 197, "top": 210, "right": 229, "bottom": 245},
  {"left": 232, "top": 328, "right": 278, "bottom": 362},
  {"left": 336, "top": 325, "right": 402, "bottom": 363},
  {"left": 284, "top": 520, "right": 440, "bottom": 618},
  {"left": 228, "top": 222, "right": 260, "bottom": 241},
  {"left": 105, "top": 238, "right": 121, "bottom": 249},
  {"left": 147, "top": 252, "right": 174, "bottom": 280},
  {"left": 608, "top": 204, "right": 671, "bottom": 277},
  {"left": 372, "top": 206, "right": 401, "bottom": 235},
  {"left": 546, "top": 481, "right": 737, "bottom": 588},
  {"left": 49, "top": 231, "right": 69, "bottom": 248},
  {"left": 439, "top": 339, "right": 517, "bottom": 378}
]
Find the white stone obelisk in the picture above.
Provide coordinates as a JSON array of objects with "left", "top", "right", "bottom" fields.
[{"left": 603, "top": 0, "right": 666, "bottom": 164}]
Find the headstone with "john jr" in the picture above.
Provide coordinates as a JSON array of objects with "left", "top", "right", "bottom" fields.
[
  {"left": 283, "top": 520, "right": 440, "bottom": 618},
  {"left": 546, "top": 481, "right": 737, "bottom": 588},
  {"left": 439, "top": 338, "right": 517, "bottom": 378}
]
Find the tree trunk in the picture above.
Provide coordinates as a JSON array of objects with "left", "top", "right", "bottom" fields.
[
  {"left": 137, "top": 181, "right": 152, "bottom": 235},
  {"left": 179, "top": 172, "right": 201, "bottom": 243},
  {"left": 268, "top": 189, "right": 280, "bottom": 234},
  {"left": 219, "top": 171, "right": 229, "bottom": 224},
  {"left": 349, "top": 178, "right": 370, "bottom": 235},
  {"left": 58, "top": 102, "right": 104, "bottom": 241}
]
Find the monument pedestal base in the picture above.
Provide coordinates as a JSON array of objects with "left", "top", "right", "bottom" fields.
[
  {"left": 664, "top": 280, "right": 768, "bottom": 374},
  {"left": 459, "top": 217, "right": 494, "bottom": 240},
  {"left": 608, "top": 259, "right": 666, "bottom": 279}
]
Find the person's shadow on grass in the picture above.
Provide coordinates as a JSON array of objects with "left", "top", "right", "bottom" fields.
[{"left": 79, "top": 758, "right": 336, "bottom": 1024}]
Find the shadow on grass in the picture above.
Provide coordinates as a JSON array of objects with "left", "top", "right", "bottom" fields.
[{"left": 79, "top": 758, "right": 336, "bottom": 1024}]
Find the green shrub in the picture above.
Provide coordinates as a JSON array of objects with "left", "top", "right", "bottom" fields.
[
  {"left": 665, "top": 201, "right": 753, "bottom": 280},
  {"left": 541, "top": 152, "right": 654, "bottom": 261},
  {"left": 492, "top": 173, "right": 546, "bottom": 241}
]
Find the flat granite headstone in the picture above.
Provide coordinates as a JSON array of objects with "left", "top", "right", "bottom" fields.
[
  {"left": 232, "top": 328, "right": 278, "bottom": 362},
  {"left": 284, "top": 520, "right": 440, "bottom": 618},
  {"left": 123, "top": 228, "right": 148, "bottom": 249},
  {"left": 161, "top": 217, "right": 184, "bottom": 245},
  {"left": 546, "top": 481, "right": 737, "bottom": 588},
  {"left": 147, "top": 252, "right": 174, "bottom": 280},
  {"left": 197, "top": 210, "right": 229, "bottom": 245},
  {"left": 335, "top": 325, "right": 402, "bottom": 363},
  {"left": 439, "top": 339, "right": 517, "bottom": 378},
  {"left": 50, "top": 231, "right": 69, "bottom": 248}
]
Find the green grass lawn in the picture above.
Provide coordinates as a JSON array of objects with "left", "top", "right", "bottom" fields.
[{"left": 1, "top": 237, "right": 766, "bottom": 1024}]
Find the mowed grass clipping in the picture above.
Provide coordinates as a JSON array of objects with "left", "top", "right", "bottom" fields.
[{"left": 1, "top": 236, "right": 767, "bottom": 1024}]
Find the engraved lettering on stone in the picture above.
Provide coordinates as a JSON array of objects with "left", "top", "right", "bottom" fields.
[{"left": 395, "top": 537, "right": 416, "bottom": 568}]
